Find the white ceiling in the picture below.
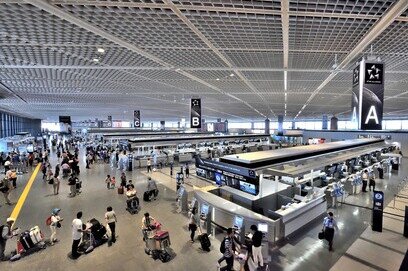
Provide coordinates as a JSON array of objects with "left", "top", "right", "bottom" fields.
[{"left": 0, "top": 0, "right": 407, "bottom": 122}]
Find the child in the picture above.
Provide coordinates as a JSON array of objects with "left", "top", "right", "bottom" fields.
[
  {"left": 111, "top": 176, "right": 116, "bottom": 189},
  {"left": 105, "top": 174, "right": 111, "bottom": 189}
]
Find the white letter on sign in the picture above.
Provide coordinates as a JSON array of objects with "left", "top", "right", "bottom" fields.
[
  {"left": 364, "top": 105, "right": 379, "bottom": 125},
  {"left": 192, "top": 117, "right": 200, "bottom": 126}
]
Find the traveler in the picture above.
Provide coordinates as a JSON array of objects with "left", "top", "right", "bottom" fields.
[
  {"left": 55, "top": 164, "right": 60, "bottom": 178},
  {"left": 147, "top": 177, "right": 158, "bottom": 199},
  {"left": 110, "top": 176, "right": 116, "bottom": 189},
  {"left": 10, "top": 169, "right": 17, "bottom": 188},
  {"left": 1, "top": 177, "right": 12, "bottom": 205},
  {"left": 71, "top": 211, "right": 86, "bottom": 259},
  {"left": 86, "top": 152, "right": 92, "bottom": 169},
  {"left": 141, "top": 212, "right": 157, "bottom": 231},
  {"left": 217, "top": 228, "right": 236, "bottom": 271},
  {"left": 53, "top": 173, "right": 60, "bottom": 195},
  {"left": 188, "top": 207, "right": 198, "bottom": 243},
  {"left": 323, "top": 212, "right": 339, "bottom": 251},
  {"left": 50, "top": 208, "right": 63, "bottom": 245},
  {"left": 4, "top": 159, "right": 11, "bottom": 174},
  {"left": 369, "top": 174, "right": 376, "bottom": 192},
  {"left": 126, "top": 185, "right": 139, "bottom": 207},
  {"left": 68, "top": 174, "right": 77, "bottom": 197},
  {"left": 105, "top": 175, "right": 111, "bottom": 189},
  {"left": 362, "top": 170, "right": 369, "bottom": 192},
  {"left": 120, "top": 172, "right": 126, "bottom": 187},
  {"left": 147, "top": 158, "right": 152, "bottom": 173},
  {"left": 185, "top": 163, "right": 190, "bottom": 178},
  {"left": 105, "top": 206, "right": 117, "bottom": 246},
  {"left": 0, "top": 218, "right": 16, "bottom": 261},
  {"left": 250, "top": 224, "right": 264, "bottom": 268}
]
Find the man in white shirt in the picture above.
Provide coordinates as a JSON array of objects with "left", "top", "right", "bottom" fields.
[
  {"left": 362, "top": 170, "right": 369, "bottom": 192},
  {"left": 71, "top": 211, "right": 86, "bottom": 259},
  {"left": 105, "top": 206, "right": 117, "bottom": 246}
]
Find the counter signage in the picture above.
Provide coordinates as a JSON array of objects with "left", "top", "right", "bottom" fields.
[
  {"left": 107, "top": 116, "right": 112, "bottom": 128},
  {"left": 351, "top": 65, "right": 360, "bottom": 128},
  {"left": 196, "top": 157, "right": 256, "bottom": 179},
  {"left": 361, "top": 62, "right": 384, "bottom": 130},
  {"left": 190, "top": 98, "right": 202, "bottom": 128},
  {"left": 133, "top": 110, "right": 141, "bottom": 128}
]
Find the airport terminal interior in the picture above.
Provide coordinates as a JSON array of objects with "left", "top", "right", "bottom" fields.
[{"left": 0, "top": 1, "right": 408, "bottom": 271}]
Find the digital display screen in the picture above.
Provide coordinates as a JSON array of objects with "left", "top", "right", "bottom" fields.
[
  {"left": 234, "top": 216, "right": 243, "bottom": 229},
  {"left": 239, "top": 181, "right": 256, "bottom": 195},
  {"left": 26, "top": 144, "right": 34, "bottom": 153},
  {"left": 201, "top": 204, "right": 209, "bottom": 215},
  {"left": 258, "top": 223, "right": 268, "bottom": 233}
]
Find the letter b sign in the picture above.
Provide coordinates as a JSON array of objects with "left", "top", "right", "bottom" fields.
[{"left": 192, "top": 117, "right": 200, "bottom": 127}]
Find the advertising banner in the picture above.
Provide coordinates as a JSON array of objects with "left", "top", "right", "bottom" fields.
[
  {"left": 360, "top": 63, "right": 384, "bottom": 130},
  {"left": 190, "top": 98, "right": 202, "bottom": 128},
  {"left": 133, "top": 110, "right": 141, "bottom": 128}
]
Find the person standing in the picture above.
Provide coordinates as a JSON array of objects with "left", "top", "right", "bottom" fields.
[
  {"left": 185, "top": 163, "right": 190, "bottom": 178},
  {"left": 362, "top": 170, "right": 369, "bottom": 192},
  {"left": 323, "top": 212, "right": 339, "bottom": 251},
  {"left": 53, "top": 174, "right": 60, "bottom": 195},
  {"left": 147, "top": 158, "right": 152, "bottom": 173},
  {"left": 50, "top": 208, "right": 63, "bottom": 245},
  {"left": 71, "top": 211, "right": 85, "bottom": 259},
  {"left": 1, "top": 177, "right": 12, "bottom": 205},
  {"left": 120, "top": 172, "right": 127, "bottom": 188},
  {"left": 86, "top": 152, "right": 92, "bottom": 169},
  {"left": 188, "top": 207, "right": 198, "bottom": 243},
  {"left": 369, "top": 174, "right": 376, "bottom": 192},
  {"left": 105, "top": 175, "right": 111, "bottom": 189},
  {"left": 250, "top": 225, "right": 264, "bottom": 268},
  {"left": 105, "top": 206, "right": 117, "bottom": 246},
  {"left": 170, "top": 162, "right": 173, "bottom": 178},
  {"left": 0, "top": 218, "right": 16, "bottom": 261},
  {"left": 217, "top": 228, "right": 235, "bottom": 271}
]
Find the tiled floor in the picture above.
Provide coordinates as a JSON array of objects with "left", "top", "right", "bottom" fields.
[{"left": 0, "top": 150, "right": 407, "bottom": 271}]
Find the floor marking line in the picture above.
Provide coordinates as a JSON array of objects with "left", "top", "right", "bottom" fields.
[{"left": 10, "top": 163, "right": 41, "bottom": 223}]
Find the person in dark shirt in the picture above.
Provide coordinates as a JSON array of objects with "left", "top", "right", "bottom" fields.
[{"left": 250, "top": 225, "right": 264, "bottom": 268}]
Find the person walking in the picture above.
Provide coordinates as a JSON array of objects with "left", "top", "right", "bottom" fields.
[
  {"left": 369, "top": 174, "right": 376, "bottom": 192},
  {"left": 323, "top": 212, "right": 339, "bottom": 251},
  {"left": 147, "top": 158, "right": 152, "bottom": 173},
  {"left": 0, "top": 218, "right": 16, "bottom": 261},
  {"left": 188, "top": 207, "right": 198, "bottom": 243},
  {"left": 105, "top": 175, "right": 111, "bottom": 189},
  {"left": 53, "top": 173, "right": 60, "bottom": 195},
  {"left": 362, "top": 170, "right": 369, "bottom": 192},
  {"left": 250, "top": 224, "right": 264, "bottom": 268},
  {"left": 217, "top": 228, "right": 236, "bottom": 271},
  {"left": 10, "top": 169, "right": 17, "bottom": 188},
  {"left": 1, "top": 177, "right": 12, "bottom": 205},
  {"left": 50, "top": 208, "right": 63, "bottom": 245},
  {"left": 120, "top": 172, "right": 126, "bottom": 188},
  {"left": 105, "top": 206, "right": 117, "bottom": 246},
  {"left": 170, "top": 162, "right": 173, "bottom": 178},
  {"left": 71, "top": 211, "right": 86, "bottom": 259},
  {"left": 86, "top": 152, "right": 92, "bottom": 169}
]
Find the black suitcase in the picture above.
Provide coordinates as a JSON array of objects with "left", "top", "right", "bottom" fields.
[
  {"left": 143, "top": 191, "right": 150, "bottom": 202},
  {"left": 20, "top": 231, "right": 35, "bottom": 251},
  {"left": 199, "top": 233, "right": 211, "bottom": 252},
  {"left": 392, "top": 163, "right": 399, "bottom": 170}
]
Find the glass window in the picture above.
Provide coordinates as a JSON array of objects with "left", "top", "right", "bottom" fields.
[
  {"left": 228, "top": 122, "right": 252, "bottom": 129},
  {"left": 283, "top": 122, "right": 292, "bottom": 129},
  {"left": 253, "top": 122, "right": 265, "bottom": 129},
  {"left": 384, "top": 120, "right": 401, "bottom": 130},
  {"left": 401, "top": 120, "right": 408, "bottom": 130}
]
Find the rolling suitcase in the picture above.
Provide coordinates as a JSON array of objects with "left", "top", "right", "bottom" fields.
[
  {"left": 199, "top": 233, "right": 211, "bottom": 252},
  {"left": 118, "top": 186, "right": 124, "bottom": 194},
  {"left": 29, "top": 226, "right": 42, "bottom": 244},
  {"left": 20, "top": 231, "right": 35, "bottom": 251},
  {"left": 143, "top": 191, "right": 150, "bottom": 202}
]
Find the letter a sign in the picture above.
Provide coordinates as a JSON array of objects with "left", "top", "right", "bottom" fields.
[{"left": 190, "top": 98, "right": 202, "bottom": 128}]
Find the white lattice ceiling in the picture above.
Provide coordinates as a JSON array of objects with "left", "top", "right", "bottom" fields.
[{"left": 0, "top": 0, "right": 407, "bottom": 122}]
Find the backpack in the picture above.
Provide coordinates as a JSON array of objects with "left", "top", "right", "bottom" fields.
[
  {"left": 46, "top": 216, "right": 52, "bottom": 226},
  {"left": 220, "top": 237, "right": 235, "bottom": 254}
]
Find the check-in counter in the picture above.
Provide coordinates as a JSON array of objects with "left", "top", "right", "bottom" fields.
[{"left": 274, "top": 190, "right": 326, "bottom": 237}]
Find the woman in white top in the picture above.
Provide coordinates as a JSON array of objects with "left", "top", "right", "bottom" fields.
[
  {"left": 105, "top": 206, "right": 117, "bottom": 246},
  {"left": 53, "top": 174, "right": 60, "bottom": 195},
  {"left": 50, "top": 208, "right": 63, "bottom": 245},
  {"left": 188, "top": 207, "right": 198, "bottom": 243}
]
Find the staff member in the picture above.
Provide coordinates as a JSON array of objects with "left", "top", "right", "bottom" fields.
[
  {"left": 323, "top": 212, "right": 339, "bottom": 251},
  {"left": 362, "top": 170, "right": 369, "bottom": 192},
  {"left": 250, "top": 224, "right": 264, "bottom": 268}
]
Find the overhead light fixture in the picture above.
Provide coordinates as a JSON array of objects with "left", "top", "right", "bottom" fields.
[
  {"left": 216, "top": 78, "right": 220, "bottom": 81},
  {"left": 175, "top": 68, "right": 181, "bottom": 71},
  {"left": 229, "top": 73, "right": 235, "bottom": 77},
  {"left": 93, "top": 58, "right": 99, "bottom": 63},
  {"left": 284, "top": 71, "right": 288, "bottom": 91},
  {"left": 97, "top": 48, "right": 105, "bottom": 53}
]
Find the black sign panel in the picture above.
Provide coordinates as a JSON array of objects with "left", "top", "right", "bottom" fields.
[
  {"left": 351, "top": 65, "right": 360, "bottom": 126},
  {"left": 107, "top": 115, "right": 112, "bottom": 128},
  {"left": 195, "top": 157, "right": 256, "bottom": 179},
  {"left": 361, "top": 62, "right": 384, "bottom": 130},
  {"left": 372, "top": 190, "right": 384, "bottom": 232},
  {"left": 59, "top": 116, "right": 71, "bottom": 125},
  {"left": 190, "top": 98, "right": 202, "bottom": 128},
  {"left": 133, "top": 110, "right": 141, "bottom": 128}
]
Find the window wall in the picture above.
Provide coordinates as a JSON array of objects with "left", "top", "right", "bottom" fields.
[{"left": 0, "top": 111, "right": 41, "bottom": 138}]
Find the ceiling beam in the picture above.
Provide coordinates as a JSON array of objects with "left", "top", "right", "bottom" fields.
[
  {"left": 281, "top": 0, "right": 290, "bottom": 69},
  {"left": 294, "top": 0, "right": 408, "bottom": 119}
]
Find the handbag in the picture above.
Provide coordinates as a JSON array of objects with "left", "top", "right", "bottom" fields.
[
  {"left": 318, "top": 230, "right": 325, "bottom": 240},
  {"left": 48, "top": 178, "right": 54, "bottom": 185}
]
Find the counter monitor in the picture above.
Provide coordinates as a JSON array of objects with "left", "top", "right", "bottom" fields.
[
  {"left": 201, "top": 204, "right": 209, "bottom": 215},
  {"left": 258, "top": 223, "right": 268, "bottom": 233},
  {"left": 233, "top": 216, "right": 243, "bottom": 229}
]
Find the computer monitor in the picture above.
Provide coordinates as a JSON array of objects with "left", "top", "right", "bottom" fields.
[
  {"left": 201, "top": 204, "right": 209, "bottom": 215},
  {"left": 258, "top": 223, "right": 268, "bottom": 233},
  {"left": 233, "top": 216, "right": 243, "bottom": 229}
]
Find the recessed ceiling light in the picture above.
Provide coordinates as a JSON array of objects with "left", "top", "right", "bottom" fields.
[
  {"left": 229, "top": 73, "right": 234, "bottom": 77},
  {"left": 93, "top": 58, "right": 99, "bottom": 63},
  {"left": 175, "top": 68, "right": 181, "bottom": 71},
  {"left": 216, "top": 78, "right": 220, "bottom": 81},
  {"left": 97, "top": 48, "right": 105, "bottom": 53}
]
